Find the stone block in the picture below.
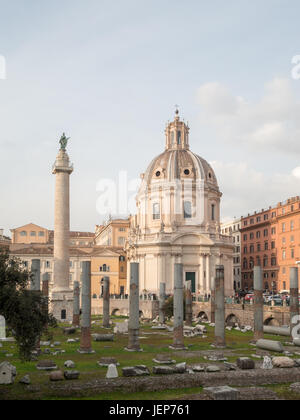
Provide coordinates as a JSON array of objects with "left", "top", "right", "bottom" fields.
[
  {"left": 272, "top": 357, "right": 295, "bottom": 368},
  {"left": 263, "top": 326, "right": 290, "bottom": 337},
  {"left": 98, "top": 357, "right": 119, "bottom": 367},
  {"left": 93, "top": 334, "right": 114, "bottom": 342},
  {"left": 122, "top": 366, "right": 150, "bottom": 377},
  {"left": 50, "top": 371, "right": 64, "bottom": 381},
  {"left": 224, "top": 362, "right": 237, "bottom": 371},
  {"left": 153, "top": 354, "right": 176, "bottom": 365},
  {"left": 256, "top": 339, "right": 284, "bottom": 353},
  {"left": 36, "top": 360, "right": 58, "bottom": 371},
  {"left": 106, "top": 364, "right": 118, "bottom": 379},
  {"left": 174, "top": 362, "right": 187, "bottom": 373},
  {"left": 206, "top": 365, "right": 221, "bottom": 373},
  {"left": 64, "top": 370, "right": 80, "bottom": 380},
  {"left": 114, "top": 321, "right": 129, "bottom": 334},
  {"left": 0, "top": 362, "right": 17, "bottom": 385},
  {"left": 192, "top": 365, "right": 205, "bottom": 372},
  {"left": 19, "top": 375, "right": 30, "bottom": 385},
  {"left": 290, "top": 383, "right": 300, "bottom": 393},
  {"left": 237, "top": 358, "right": 255, "bottom": 370},
  {"left": 63, "top": 327, "right": 77, "bottom": 335},
  {"left": 204, "top": 386, "right": 240, "bottom": 400},
  {"left": 262, "top": 356, "right": 273, "bottom": 370},
  {"left": 64, "top": 360, "right": 75, "bottom": 369},
  {"left": 152, "top": 366, "right": 175, "bottom": 375},
  {"left": 294, "top": 338, "right": 300, "bottom": 347}
]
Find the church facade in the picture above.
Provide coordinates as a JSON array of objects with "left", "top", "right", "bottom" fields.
[{"left": 126, "top": 110, "right": 234, "bottom": 297}]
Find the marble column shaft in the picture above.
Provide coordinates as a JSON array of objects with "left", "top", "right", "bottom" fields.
[
  {"left": 172, "top": 263, "right": 185, "bottom": 349},
  {"left": 127, "top": 263, "right": 141, "bottom": 351},
  {"left": 159, "top": 282, "right": 166, "bottom": 324},
  {"left": 290, "top": 267, "right": 299, "bottom": 333},
  {"left": 185, "top": 280, "right": 193, "bottom": 327},
  {"left": 253, "top": 266, "right": 264, "bottom": 341},
  {"left": 31, "top": 259, "right": 41, "bottom": 291},
  {"left": 80, "top": 262, "right": 92, "bottom": 353},
  {"left": 214, "top": 265, "right": 226, "bottom": 347},
  {"left": 103, "top": 277, "right": 110, "bottom": 328},
  {"left": 73, "top": 281, "right": 80, "bottom": 327}
]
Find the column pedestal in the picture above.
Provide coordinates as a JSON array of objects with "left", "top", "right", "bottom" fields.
[{"left": 51, "top": 291, "right": 74, "bottom": 324}]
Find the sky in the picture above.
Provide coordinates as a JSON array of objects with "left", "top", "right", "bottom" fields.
[{"left": 1, "top": 0, "right": 300, "bottom": 235}]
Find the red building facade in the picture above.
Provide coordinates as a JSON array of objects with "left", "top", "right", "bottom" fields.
[{"left": 241, "top": 208, "right": 278, "bottom": 292}]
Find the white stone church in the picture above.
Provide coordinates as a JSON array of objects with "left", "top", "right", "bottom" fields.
[{"left": 126, "top": 110, "right": 234, "bottom": 298}]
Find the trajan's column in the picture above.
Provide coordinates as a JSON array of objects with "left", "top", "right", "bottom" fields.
[{"left": 51, "top": 133, "right": 74, "bottom": 322}]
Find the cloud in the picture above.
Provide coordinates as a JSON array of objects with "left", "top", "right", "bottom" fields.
[
  {"left": 292, "top": 166, "right": 300, "bottom": 178},
  {"left": 197, "top": 78, "right": 300, "bottom": 153},
  {"left": 211, "top": 160, "right": 300, "bottom": 220}
]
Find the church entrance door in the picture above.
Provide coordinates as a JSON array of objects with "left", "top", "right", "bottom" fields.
[{"left": 185, "top": 272, "right": 196, "bottom": 293}]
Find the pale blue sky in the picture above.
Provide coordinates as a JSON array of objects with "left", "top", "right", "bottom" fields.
[{"left": 1, "top": 0, "right": 300, "bottom": 235}]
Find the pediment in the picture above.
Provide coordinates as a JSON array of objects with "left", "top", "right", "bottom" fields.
[{"left": 91, "top": 248, "right": 122, "bottom": 257}]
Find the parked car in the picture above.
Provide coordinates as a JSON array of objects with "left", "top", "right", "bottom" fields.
[{"left": 244, "top": 293, "right": 254, "bottom": 302}]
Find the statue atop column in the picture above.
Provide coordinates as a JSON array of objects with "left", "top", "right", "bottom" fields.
[{"left": 59, "top": 133, "right": 70, "bottom": 151}]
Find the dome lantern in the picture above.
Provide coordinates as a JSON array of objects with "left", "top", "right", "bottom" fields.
[{"left": 165, "top": 109, "right": 190, "bottom": 151}]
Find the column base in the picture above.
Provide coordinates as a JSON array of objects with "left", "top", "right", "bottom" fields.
[
  {"left": 77, "top": 348, "right": 95, "bottom": 354},
  {"left": 124, "top": 346, "right": 143, "bottom": 352},
  {"left": 72, "top": 314, "right": 80, "bottom": 327},
  {"left": 211, "top": 343, "right": 226, "bottom": 349},
  {"left": 169, "top": 345, "right": 188, "bottom": 351},
  {"left": 253, "top": 333, "right": 264, "bottom": 343}
]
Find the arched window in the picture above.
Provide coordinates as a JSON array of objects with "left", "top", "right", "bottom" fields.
[
  {"left": 177, "top": 131, "right": 181, "bottom": 145},
  {"left": 184, "top": 201, "right": 192, "bottom": 219},
  {"left": 153, "top": 203, "right": 160, "bottom": 220},
  {"left": 171, "top": 132, "right": 175, "bottom": 145},
  {"left": 243, "top": 258, "right": 248, "bottom": 269},
  {"left": 211, "top": 204, "right": 216, "bottom": 221}
]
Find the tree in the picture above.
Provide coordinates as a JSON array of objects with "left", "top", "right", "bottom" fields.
[
  {"left": 0, "top": 251, "right": 56, "bottom": 361},
  {"left": 163, "top": 294, "right": 186, "bottom": 320}
]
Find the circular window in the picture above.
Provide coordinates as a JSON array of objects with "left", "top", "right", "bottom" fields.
[
  {"left": 184, "top": 169, "right": 190, "bottom": 176},
  {"left": 156, "top": 171, "right": 161, "bottom": 177}
]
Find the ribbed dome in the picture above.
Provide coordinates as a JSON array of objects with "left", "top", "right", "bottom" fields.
[{"left": 141, "top": 149, "right": 219, "bottom": 188}]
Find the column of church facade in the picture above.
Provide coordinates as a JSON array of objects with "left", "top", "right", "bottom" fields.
[
  {"left": 199, "top": 254, "right": 205, "bottom": 294},
  {"left": 210, "top": 253, "right": 217, "bottom": 292},
  {"left": 206, "top": 253, "right": 211, "bottom": 295}
]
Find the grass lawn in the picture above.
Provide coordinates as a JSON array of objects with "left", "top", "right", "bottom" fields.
[{"left": 0, "top": 316, "right": 298, "bottom": 400}]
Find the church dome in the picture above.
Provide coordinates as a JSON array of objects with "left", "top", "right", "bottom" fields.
[
  {"left": 142, "top": 149, "right": 218, "bottom": 188},
  {"left": 140, "top": 109, "right": 219, "bottom": 191},
  {"left": 134, "top": 109, "right": 222, "bottom": 234}
]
